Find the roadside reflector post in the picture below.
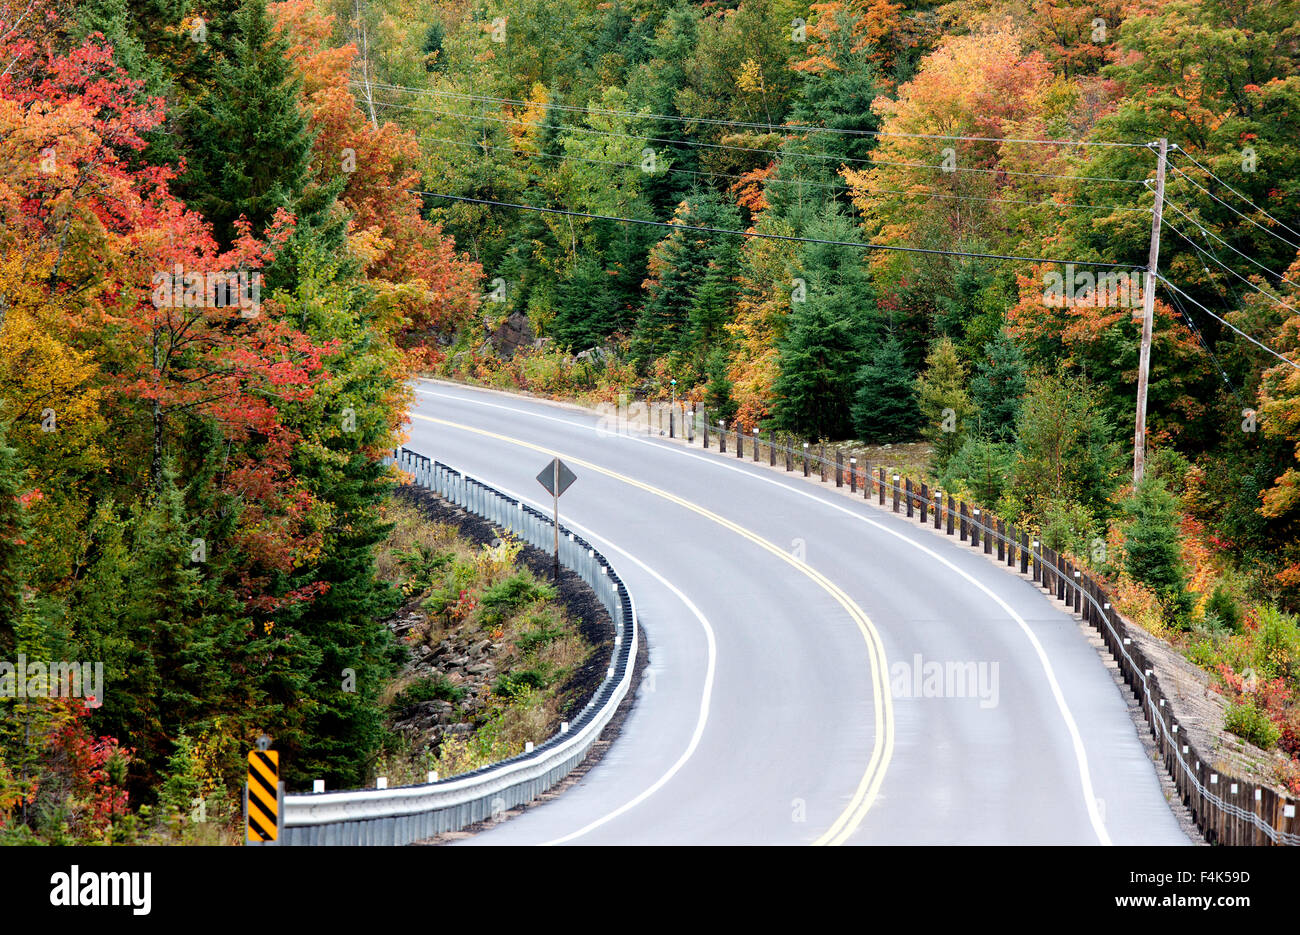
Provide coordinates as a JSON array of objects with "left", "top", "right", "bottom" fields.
[{"left": 245, "top": 743, "right": 281, "bottom": 846}]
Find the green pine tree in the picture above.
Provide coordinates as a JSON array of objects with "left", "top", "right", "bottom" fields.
[
  {"left": 970, "top": 330, "right": 1027, "bottom": 442},
  {"left": 771, "top": 283, "right": 870, "bottom": 439},
  {"left": 1124, "top": 476, "right": 1194, "bottom": 625},
  {"left": 851, "top": 335, "right": 918, "bottom": 442},
  {"left": 177, "top": 0, "right": 315, "bottom": 248},
  {"left": 552, "top": 254, "right": 616, "bottom": 352},
  {"left": 1009, "top": 369, "right": 1122, "bottom": 519},
  {"left": 916, "top": 337, "right": 975, "bottom": 470}
]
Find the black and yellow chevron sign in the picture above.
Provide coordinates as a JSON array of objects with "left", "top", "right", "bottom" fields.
[{"left": 246, "top": 750, "right": 279, "bottom": 843}]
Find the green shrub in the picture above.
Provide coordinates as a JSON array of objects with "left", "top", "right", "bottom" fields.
[
  {"left": 480, "top": 573, "right": 555, "bottom": 623},
  {"left": 1204, "top": 584, "right": 1242, "bottom": 633},
  {"left": 1252, "top": 605, "right": 1300, "bottom": 682},
  {"left": 391, "top": 674, "right": 465, "bottom": 709},
  {"left": 492, "top": 667, "right": 550, "bottom": 699},
  {"left": 938, "top": 436, "right": 1016, "bottom": 505},
  {"left": 1186, "top": 637, "right": 1223, "bottom": 670},
  {"left": 516, "top": 621, "right": 567, "bottom": 654},
  {"left": 394, "top": 545, "right": 454, "bottom": 591},
  {"left": 1224, "top": 700, "right": 1281, "bottom": 750}
]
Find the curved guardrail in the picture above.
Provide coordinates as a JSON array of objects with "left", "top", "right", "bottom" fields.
[{"left": 280, "top": 447, "right": 637, "bottom": 846}]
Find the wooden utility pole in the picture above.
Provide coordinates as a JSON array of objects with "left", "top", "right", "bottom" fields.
[{"left": 1133, "top": 137, "right": 1168, "bottom": 487}]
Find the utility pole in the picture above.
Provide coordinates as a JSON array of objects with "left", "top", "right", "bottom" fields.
[{"left": 1133, "top": 137, "right": 1167, "bottom": 487}]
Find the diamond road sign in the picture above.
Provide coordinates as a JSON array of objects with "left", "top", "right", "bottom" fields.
[{"left": 536, "top": 458, "right": 577, "bottom": 498}]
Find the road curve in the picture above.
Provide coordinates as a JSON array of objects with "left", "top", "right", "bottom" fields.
[{"left": 407, "top": 380, "right": 1189, "bottom": 846}]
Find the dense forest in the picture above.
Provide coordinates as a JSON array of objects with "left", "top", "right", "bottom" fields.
[{"left": 2, "top": 0, "right": 1300, "bottom": 841}]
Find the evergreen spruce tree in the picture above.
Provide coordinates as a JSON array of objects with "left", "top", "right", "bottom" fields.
[
  {"left": 550, "top": 255, "right": 615, "bottom": 351},
  {"left": 1124, "top": 476, "right": 1194, "bottom": 625},
  {"left": 970, "top": 330, "right": 1027, "bottom": 441},
  {"left": 177, "top": 0, "right": 315, "bottom": 248},
  {"left": 703, "top": 347, "right": 738, "bottom": 424},
  {"left": 916, "top": 337, "right": 975, "bottom": 470},
  {"left": 771, "top": 283, "right": 870, "bottom": 439},
  {"left": 1010, "top": 370, "right": 1122, "bottom": 518},
  {"left": 851, "top": 335, "right": 918, "bottom": 442},
  {"left": 631, "top": 192, "right": 740, "bottom": 365}
]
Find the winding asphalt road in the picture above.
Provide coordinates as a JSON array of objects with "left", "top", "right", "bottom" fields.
[{"left": 408, "top": 380, "right": 1189, "bottom": 845}]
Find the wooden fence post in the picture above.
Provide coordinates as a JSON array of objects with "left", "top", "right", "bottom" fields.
[
  {"left": 1020, "top": 531, "right": 1030, "bottom": 574},
  {"left": 719, "top": 422, "right": 726, "bottom": 453},
  {"left": 819, "top": 443, "right": 826, "bottom": 482},
  {"left": 919, "top": 483, "right": 928, "bottom": 523},
  {"left": 905, "top": 478, "right": 913, "bottom": 517},
  {"left": 960, "top": 502, "right": 968, "bottom": 541},
  {"left": 997, "top": 519, "right": 1005, "bottom": 562},
  {"left": 946, "top": 494, "right": 955, "bottom": 535},
  {"left": 933, "top": 488, "right": 942, "bottom": 529},
  {"left": 803, "top": 443, "right": 810, "bottom": 476},
  {"left": 971, "top": 508, "right": 980, "bottom": 548},
  {"left": 849, "top": 458, "right": 857, "bottom": 494},
  {"left": 753, "top": 429, "right": 760, "bottom": 462},
  {"left": 878, "top": 468, "right": 886, "bottom": 505},
  {"left": 891, "top": 474, "right": 900, "bottom": 512},
  {"left": 836, "top": 449, "right": 843, "bottom": 488}
]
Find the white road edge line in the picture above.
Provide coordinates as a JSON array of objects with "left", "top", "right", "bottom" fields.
[
  {"left": 415, "top": 381, "right": 1112, "bottom": 845},
  {"left": 461, "top": 475, "right": 718, "bottom": 847}
]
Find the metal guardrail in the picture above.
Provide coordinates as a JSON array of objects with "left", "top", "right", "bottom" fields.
[{"left": 280, "top": 447, "right": 637, "bottom": 846}]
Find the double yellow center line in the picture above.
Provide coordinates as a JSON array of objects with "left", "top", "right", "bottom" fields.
[{"left": 411, "top": 413, "right": 894, "bottom": 845}]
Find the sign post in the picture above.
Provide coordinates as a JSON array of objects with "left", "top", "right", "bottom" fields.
[{"left": 535, "top": 458, "right": 577, "bottom": 580}]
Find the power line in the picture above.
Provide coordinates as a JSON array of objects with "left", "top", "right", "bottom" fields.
[
  {"left": 1172, "top": 147, "right": 1300, "bottom": 242},
  {"left": 1166, "top": 287, "right": 1243, "bottom": 403},
  {"left": 1154, "top": 273, "right": 1300, "bottom": 370},
  {"left": 417, "top": 131, "right": 1148, "bottom": 213},
  {"left": 1162, "top": 195, "right": 1300, "bottom": 289},
  {"left": 1166, "top": 156, "right": 1300, "bottom": 252},
  {"left": 359, "top": 79, "right": 1150, "bottom": 148},
  {"left": 412, "top": 189, "right": 1144, "bottom": 268},
  {"left": 364, "top": 93, "right": 1148, "bottom": 186},
  {"left": 1162, "top": 217, "right": 1299, "bottom": 317}
]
